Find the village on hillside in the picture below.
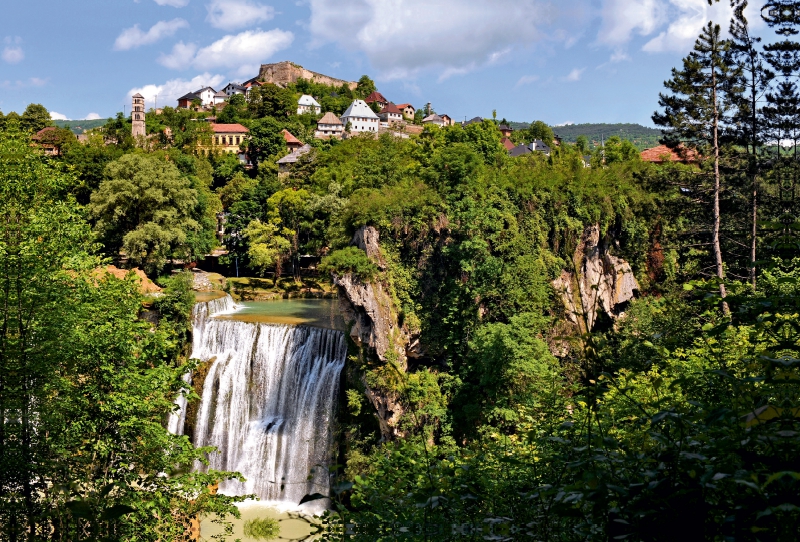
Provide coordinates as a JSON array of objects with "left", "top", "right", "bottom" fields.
[{"left": 36, "top": 60, "right": 686, "bottom": 173}]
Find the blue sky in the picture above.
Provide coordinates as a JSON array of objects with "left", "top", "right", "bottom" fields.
[{"left": 0, "top": 0, "right": 768, "bottom": 126}]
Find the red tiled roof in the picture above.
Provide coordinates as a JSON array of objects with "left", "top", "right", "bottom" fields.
[
  {"left": 380, "top": 103, "right": 403, "bottom": 115},
  {"left": 282, "top": 129, "right": 302, "bottom": 145},
  {"left": 212, "top": 123, "right": 249, "bottom": 134},
  {"left": 32, "top": 127, "right": 57, "bottom": 140},
  {"left": 396, "top": 103, "right": 413, "bottom": 110},
  {"left": 640, "top": 144, "right": 699, "bottom": 163},
  {"left": 501, "top": 137, "right": 515, "bottom": 151},
  {"left": 365, "top": 91, "right": 389, "bottom": 104}
]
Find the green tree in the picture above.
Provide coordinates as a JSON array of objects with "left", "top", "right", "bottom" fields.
[
  {"left": 247, "top": 83, "right": 297, "bottom": 118},
  {"left": 244, "top": 218, "right": 293, "bottom": 281},
  {"left": 0, "top": 124, "right": 244, "bottom": 540},
  {"left": 89, "top": 154, "right": 201, "bottom": 275},
  {"left": 527, "top": 119, "right": 554, "bottom": 146},
  {"left": 0, "top": 110, "right": 5, "bottom": 130},
  {"left": 20, "top": 103, "right": 53, "bottom": 133},
  {"left": 36, "top": 126, "right": 77, "bottom": 155},
  {"left": 246, "top": 117, "right": 285, "bottom": 167},
  {"left": 266, "top": 188, "right": 312, "bottom": 279},
  {"left": 603, "top": 135, "right": 640, "bottom": 164},
  {"left": 653, "top": 21, "right": 738, "bottom": 314},
  {"left": 576, "top": 134, "right": 590, "bottom": 154},
  {"left": 217, "top": 93, "right": 249, "bottom": 124},
  {"left": 355, "top": 75, "right": 377, "bottom": 99}
]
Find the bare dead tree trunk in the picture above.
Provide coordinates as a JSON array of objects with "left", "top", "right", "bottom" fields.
[{"left": 712, "top": 60, "right": 731, "bottom": 316}]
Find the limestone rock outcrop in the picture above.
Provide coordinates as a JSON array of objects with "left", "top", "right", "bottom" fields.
[
  {"left": 332, "top": 226, "right": 424, "bottom": 439},
  {"left": 552, "top": 224, "right": 640, "bottom": 331}
]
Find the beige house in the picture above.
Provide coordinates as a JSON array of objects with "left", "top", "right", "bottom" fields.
[
  {"left": 396, "top": 103, "right": 415, "bottom": 120},
  {"left": 201, "top": 123, "right": 249, "bottom": 163},
  {"left": 316, "top": 112, "right": 344, "bottom": 138}
]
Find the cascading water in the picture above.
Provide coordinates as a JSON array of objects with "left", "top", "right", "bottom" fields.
[{"left": 176, "top": 294, "right": 347, "bottom": 511}]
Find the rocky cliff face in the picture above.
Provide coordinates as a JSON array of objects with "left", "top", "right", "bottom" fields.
[
  {"left": 552, "top": 224, "right": 640, "bottom": 332},
  {"left": 333, "top": 226, "right": 422, "bottom": 440}
]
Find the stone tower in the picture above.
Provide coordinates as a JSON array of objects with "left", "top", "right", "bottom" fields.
[{"left": 131, "top": 93, "right": 146, "bottom": 139}]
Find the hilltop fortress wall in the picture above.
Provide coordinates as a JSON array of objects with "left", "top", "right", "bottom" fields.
[{"left": 258, "top": 61, "right": 358, "bottom": 90}]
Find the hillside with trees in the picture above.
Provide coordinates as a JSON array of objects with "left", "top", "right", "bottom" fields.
[{"left": 1, "top": 2, "right": 800, "bottom": 540}]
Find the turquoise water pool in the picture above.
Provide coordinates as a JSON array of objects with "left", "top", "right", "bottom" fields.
[{"left": 213, "top": 298, "right": 347, "bottom": 331}]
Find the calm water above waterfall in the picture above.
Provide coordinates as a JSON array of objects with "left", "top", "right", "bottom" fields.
[{"left": 173, "top": 295, "right": 347, "bottom": 512}]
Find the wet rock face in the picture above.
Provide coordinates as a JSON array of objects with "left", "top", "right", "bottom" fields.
[{"left": 552, "top": 224, "right": 640, "bottom": 331}]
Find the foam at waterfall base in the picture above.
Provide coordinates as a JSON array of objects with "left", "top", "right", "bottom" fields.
[{"left": 190, "top": 295, "right": 346, "bottom": 513}]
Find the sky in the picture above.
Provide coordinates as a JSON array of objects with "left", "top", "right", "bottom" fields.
[{"left": 0, "top": 0, "right": 770, "bottom": 126}]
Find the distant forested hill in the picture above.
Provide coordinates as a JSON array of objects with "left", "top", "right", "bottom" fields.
[
  {"left": 509, "top": 122, "right": 663, "bottom": 150},
  {"left": 54, "top": 119, "right": 108, "bottom": 134}
]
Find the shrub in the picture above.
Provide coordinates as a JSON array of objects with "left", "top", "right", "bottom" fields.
[{"left": 319, "top": 247, "right": 378, "bottom": 281}]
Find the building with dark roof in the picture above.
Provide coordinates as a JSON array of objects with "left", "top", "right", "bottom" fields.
[
  {"left": 364, "top": 91, "right": 389, "bottom": 108},
  {"left": 379, "top": 103, "right": 404, "bottom": 124}
]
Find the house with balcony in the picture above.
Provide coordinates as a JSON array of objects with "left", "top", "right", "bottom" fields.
[{"left": 316, "top": 112, "right": 344, "bottom": 138}]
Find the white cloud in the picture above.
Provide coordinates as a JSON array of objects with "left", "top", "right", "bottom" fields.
[
  {"left": 158, "top": 41, "right": 198, "bottom": 69},
  {"left": 128, "top": 72, "right": 227, "bottom": 105},
  {"left": 206, "top": 0, "right": 275, "bottom": 30},
  {"left": 563, "top": 68, "right": 585, "bottom": 82},
  {"left": 515, "top": 75, "right": 539, "bottom": 88},
  {"left": 114, "top": 18, "right": 189, "bottom": 51},
  {"left": 154, "top": 0, "right": 190, "bottom": 6},
  {"left": 307, "top": 0, "right": 580, "bottom": 79},
  {"left": 3, "top": 37, "right": 24, "bottom": 64},
  {"left": 596, "top": 0, "right": 755, "bottom": 55},
  {"left": 50, "top": 112, "right": 68, "bottom": 121},
  {"left": 84, "top": 113, "right": 102, "bottom": 120},
  {"left": 2, "top": 46, "right": 24, "bottom": 64},
  {"left": 597, "top": 0, "right": 665, "bottom": 48},
  {"left": 160, "top": 29, "right": 293, "bottom": 72},
  {"left": 641, "top": 0, "right": 731, "bottom": 53}
]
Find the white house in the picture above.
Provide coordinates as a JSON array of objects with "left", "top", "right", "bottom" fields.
[
  {"left": 316, "top": 112, "right": 344, "bottom": 138},
  {"left": 223, "top": 82, "right": 246, "bottom": 96},
  {"left": 422, "top": 113, "right": 445, "bottom": 127},
  {"left": 213, "top": 90, "right": 228, "bottom": 105},
  {"left": 298, "top": 94, "right": 322, "bottom": 115},
  {"left": 193, "top": 87, "right": 217, "bottom": 107},
  {"left": 341, "top": 100, "right": 380, "bottom": 134}
]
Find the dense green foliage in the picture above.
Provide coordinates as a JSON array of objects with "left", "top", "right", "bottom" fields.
[
  {"left": 0, "top": 121, "right": 244, "bottom": 541},
  {"left": 4, "top": 3, "right": 800, "bottom": 540}
]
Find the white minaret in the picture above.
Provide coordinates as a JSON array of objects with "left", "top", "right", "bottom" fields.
[{"left": 131, "top": 93, "right": 146, "bottom": 139}]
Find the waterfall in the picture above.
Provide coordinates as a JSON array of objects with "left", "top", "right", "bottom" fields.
[
  {"left": 188, "top": 295, "right": 347, "bottom": 511},
  {"left": 167, "top": 295, "right": 241, "bottom": 436}
]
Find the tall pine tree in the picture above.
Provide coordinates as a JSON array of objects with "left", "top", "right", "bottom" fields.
[{"left": 653, "top": 21, "right": 738, "bottom": 314}]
